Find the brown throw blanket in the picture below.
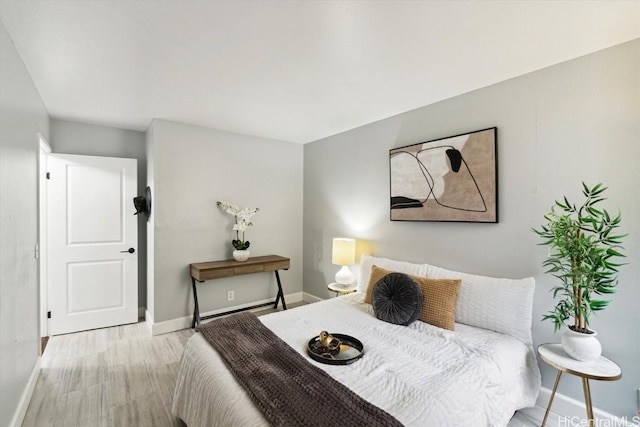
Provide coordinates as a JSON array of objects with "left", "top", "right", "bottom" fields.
[{"left": 197, "top": 311, "right": 403, "bottom": 427}]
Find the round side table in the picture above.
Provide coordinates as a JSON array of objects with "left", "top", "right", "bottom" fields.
[
  {"left": 538, "top": 343, "right": 621, "bottom": 427},
  {"left": 327, "top": 282, "right": 357, "bottom": 297}
]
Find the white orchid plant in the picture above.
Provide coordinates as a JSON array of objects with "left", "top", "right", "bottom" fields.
[{"left": 217, "top": 201, "right": 259, "bottom": 250}]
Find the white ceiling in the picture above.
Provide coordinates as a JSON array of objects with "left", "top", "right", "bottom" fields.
[{"left": 1, "top": 1, "right": 638, "bottom": 143}]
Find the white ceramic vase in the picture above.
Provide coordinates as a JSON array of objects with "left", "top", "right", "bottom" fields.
[
  {"left": 233, "top": 249, "right": 250, "bottom": 262},
  {"left": 561, "top": 328, "right": 601, "bottom": 363}
]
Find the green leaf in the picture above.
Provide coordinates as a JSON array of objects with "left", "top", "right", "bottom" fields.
[
  {"left": 590, "top": 182, "right": 606, "bottom": 195},
  {"left": 590, "top": 299, "right": 610, "bottom": 311},
  {"left": 586, "top": 206, "right": 603, "bottom": 216},
  {"left": 607, "top": 233, "right": 628, "bottom": 242},
  {"left": 606, "top": 248, "right": 624, "bottom": 257}
]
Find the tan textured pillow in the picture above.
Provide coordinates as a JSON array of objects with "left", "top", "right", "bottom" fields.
[
  {"left": 415, "top": 277, "right": 461, "bottom": 330},
  {"left": 365, "top": 265, "right": 461, "bottom": 330},
  {"left": 364, "top": 265, "right": 392, "bottom": 304}
]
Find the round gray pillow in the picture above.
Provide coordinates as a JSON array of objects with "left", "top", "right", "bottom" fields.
[{"left": 372, "top": 272, "right": 423, "bottom": 326}]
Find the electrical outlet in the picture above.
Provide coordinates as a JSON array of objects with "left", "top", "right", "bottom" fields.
[{"left": 227, "top": 290, "right": 234, "bottom": 302}]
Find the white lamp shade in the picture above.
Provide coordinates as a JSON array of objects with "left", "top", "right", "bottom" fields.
[
  {"left": 332, "top": 238, "right": 356, "bottom": 285},
  {"left": 332, "top": 238, "right": 356, "bottom": 266}
]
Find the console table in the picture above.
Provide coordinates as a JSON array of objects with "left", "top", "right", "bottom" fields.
[{"left": 190, "top": 255, "right": 290, "bottom": 328}]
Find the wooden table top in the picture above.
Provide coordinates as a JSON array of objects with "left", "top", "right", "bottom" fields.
[{"left": 190, "top": 255, "right": 290, "bottom": 282}]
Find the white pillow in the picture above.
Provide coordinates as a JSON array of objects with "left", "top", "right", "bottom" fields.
[
  {"left": 357, "top": 254, "right": 428, "bottom": 293},
  {"left": 425, "top": 263, "right": 535, "bottom": 345}
]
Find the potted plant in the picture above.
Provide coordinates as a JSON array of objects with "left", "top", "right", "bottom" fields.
[
  {"left": 217, "top": 201, "right": 259, "bottom": 262},
  {"left": 533, "top": 182, "right": 626, "bottom": 362}
]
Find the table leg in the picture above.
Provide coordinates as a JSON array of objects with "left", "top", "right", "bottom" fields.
[
  {"left": 542, "top": 370, "right": 562, "bottom": 427},
  {"left": 274, "top": 270, "right": 287, "bottom": 310},
  {"left": 582, "top": 378, "right": 594, "bottom": 427},
  {"left": 191, "top": 277, "right": 201, "bottom": 328}
]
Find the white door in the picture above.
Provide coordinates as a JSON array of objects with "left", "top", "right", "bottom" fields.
[{"left": 48, "top": 153, "right": 138, "bottom": 335}]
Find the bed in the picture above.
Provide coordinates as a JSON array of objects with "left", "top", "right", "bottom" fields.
[{"left": 172, "top": 255, "right": 541, "bottom": 426}]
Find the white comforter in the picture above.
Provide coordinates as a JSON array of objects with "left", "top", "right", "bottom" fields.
[{"left": 172, "top": 293, "right": 540, "bottom": 427}]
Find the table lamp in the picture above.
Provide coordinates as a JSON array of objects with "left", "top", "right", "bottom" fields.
[{"left": 332, "top": 237, "right": 356, "bottom": 286}]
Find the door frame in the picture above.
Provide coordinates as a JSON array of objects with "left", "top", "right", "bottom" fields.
[{"left": 38, "top": 134, "right": 51, "bottom": 339}]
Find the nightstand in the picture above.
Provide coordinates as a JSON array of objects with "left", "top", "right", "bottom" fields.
[
  {"left": 538, "top": 343, "right": 621, "bottom": 427},
  {"left": 327, "top": 282, "right": 357, "bottom": 297}
]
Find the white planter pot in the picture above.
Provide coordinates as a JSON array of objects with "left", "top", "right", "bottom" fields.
[
  {"left": 561, "top": 328, "right": 601, "bottom": 363},
  {"left": 233, "top": 249, "right": 250, "bottom": 262}
]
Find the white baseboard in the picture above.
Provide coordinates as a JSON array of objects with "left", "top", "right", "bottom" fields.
[
  {"left": 536, "top": 387, "right": 637, "bottom": 426},
  {"left": 9, "top": 356, "right": 41, "bottom": 427},
  {"left": 302, "top": 292, "right": 323, "bottom": 303},
  {"left": 146, "top": 292, "right": 305, "bottom": 336}
]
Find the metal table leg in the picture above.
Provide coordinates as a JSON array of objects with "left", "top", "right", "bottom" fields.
[
  {"left": 273, "top": 270, "right": 287, "bottom": 310},
  {"left": 583, "top": 378, "right": 594, "bottom": 427},
  {"left": 542, "top": 370, "right": 562, "bottom": 427},
  {"left": 191, "top": 277, "right": 201, "bottom": 328}
]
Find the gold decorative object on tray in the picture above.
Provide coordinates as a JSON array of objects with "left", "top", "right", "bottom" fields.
[{"left": 317, "top": 331, "right": 341, "bottom": 355}]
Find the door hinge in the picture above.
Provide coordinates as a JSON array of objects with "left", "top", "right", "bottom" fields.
[
  {"left": 47, "top": 311, "right": 51, "bottom": 319},
  {"left": 34, "top": 244, "right": 39, "bottom": 259},
  {"left": 46, "top": 172, "right": 50, "bottom": 179}
]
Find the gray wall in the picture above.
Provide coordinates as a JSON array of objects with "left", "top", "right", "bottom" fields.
[
  {"left": 0, "top": 19, "right": 50, "bottom": 426},
  {"left": 147, "top": 119, "right": 303, "bottom": 324},
  {"left": 303, "top": 39, "right": 640, "bottom": 417},
  {"left": 49, "top": 119, "right": 148, "bottom": 310}
]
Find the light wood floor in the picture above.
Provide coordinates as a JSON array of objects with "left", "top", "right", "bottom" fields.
[{"left": 23, "top": 303, "right": 554, "bottom": 427}]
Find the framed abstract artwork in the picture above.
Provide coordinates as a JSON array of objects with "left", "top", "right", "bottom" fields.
[{"left": 389, "top": 127, "right": 498, "bottom": 223}]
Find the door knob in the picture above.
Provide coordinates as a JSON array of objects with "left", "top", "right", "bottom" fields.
[{"left": 120, "top": 248, "right": 135, "bottom": 254}]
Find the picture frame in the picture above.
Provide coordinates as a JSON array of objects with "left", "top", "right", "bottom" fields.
[{"left": 389, "top": 127, "right": 498, "bottom": 223}]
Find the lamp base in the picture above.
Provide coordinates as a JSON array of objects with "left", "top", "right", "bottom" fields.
[{"left": 335, "top": 265, "right": 355, "bottom": 285}]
